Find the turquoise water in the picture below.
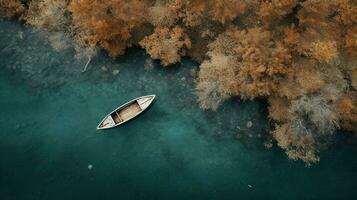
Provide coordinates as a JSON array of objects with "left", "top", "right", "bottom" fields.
[{"left": 1, "top": 19, "right": 357, "bottom": 200}]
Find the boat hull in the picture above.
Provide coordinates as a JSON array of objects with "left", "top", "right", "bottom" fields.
[{"left": 97, "top": 95, "right": 156, "bottom": 130}]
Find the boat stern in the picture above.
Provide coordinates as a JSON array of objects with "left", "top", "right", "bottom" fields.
[
  {"left": 137, "top": 95, "right": 156, "bottom": 110},
  {"left": 97, "top": 115, "right": 116, "bottom": 129}
]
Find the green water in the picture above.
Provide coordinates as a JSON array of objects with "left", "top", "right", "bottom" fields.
[{"left": 1, "top": 19, "right": 357, "bottom": 200}]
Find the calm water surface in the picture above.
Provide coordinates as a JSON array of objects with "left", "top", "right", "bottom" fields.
[{"left": 1, "top": 19, "right": 357, "bottom": 200}]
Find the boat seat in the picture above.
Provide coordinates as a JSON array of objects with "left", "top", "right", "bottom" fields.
[
  {"left": 118, "top": 103, "right": 141, "bottom": 121},
  {"left": 112, "top": 112, "right": 123, "bottom": 123}
]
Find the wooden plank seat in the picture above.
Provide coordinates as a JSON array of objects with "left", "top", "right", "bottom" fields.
[
  {"left": 111, "top": 112, "right": 121, "bottom": 124},
  {"left": 118, "top": 102, "right": 142, "bottom": 121}
]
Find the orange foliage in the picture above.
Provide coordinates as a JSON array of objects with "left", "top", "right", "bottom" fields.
[
  {"left": 345, "top": 27, "right": 357, "bottom": 56},
  {"left": 13, "top": 0, "right": 356, "bottom": 164},
  {"left": 352, "top": 68, "right": 357, "bottom": 90},
  {"left": 0, "top": 0, "right": 25, "bottom": 18},
  {"left": 336, "top": 95, "right": 357, "bottom": 132},
  {"left": 139, "top": 26, "right": 191, "bottom": 66},
  {"left": 295, "top": 67, "right": 325, "bottom": 94},
  {"left": 175, "top": 0, "right": 247, "bottom": 26},
  {"left": 310, "top": 41, "right": 338, "bottom": 64},
  {"left": 257, "top": 0, "right": 298, "bottom": 27},
  {"left": 205, "top": 0, "right": 247, "bottom": 24},
  {"left": 296, "top": 1, "right": 342, "bottom": 55},
  {"left": 332, "top": 0, "right": 357, "bottom": 26},
  {"left": 69, "top": 0, "right": 145, "bottom": 57},
  {"left": 196, "top": 27, "right": 294, "bottom": 110},
  {"left": 234, "top": 28, "right": 292, "bottom": 96},
  {"left": 268, "top": 96, "right": 290, "bottom": 122},
  {"left": 147, "top": 0, "right": 180, "bottom": 27},
  {"left": 273, "top": 123, "right": 320, "bottom": 165},
  {"left": 217, "top": 27, "right": 292, "bottom": 99},
  {"left": 283, "top": 25, "right": 300, "bottom": 47},
  {"left": 276, "top": 80, "right": 303, "bottom": 100},
  {"left": 298, "top": 0, "right": 334, "bottom": 33}
]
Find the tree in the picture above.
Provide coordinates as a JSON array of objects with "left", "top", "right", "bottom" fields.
[
  {"left": 257, "top": 0, "right": 298, "bottom": 28},
  {"left": 69, "top": 0, "right": 145, "bottom": 57},
  {"left": 0, "top": 0, "right": 25, "bottom": 18},
  {"left": 25, "top": 0, "right": 72, "bottom": 51},
  {"left": 174, "top": 0, "right": 248, "bottom": 26},
  {"left": 273, "top": 92, "right": 339, "bottom": 164},
  {"left": 196, "top": 52, "right": 238, "bottom": 110},
  {"left": 139, "top": 26, "right": 191, "bottom": 66},
  {"left": 196, "top": 27, "right": 293, "bottom": 111}
]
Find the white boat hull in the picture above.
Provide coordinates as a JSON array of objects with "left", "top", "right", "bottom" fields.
[{"left": 97, "top": 95, "right": 156, "bottom": 130}]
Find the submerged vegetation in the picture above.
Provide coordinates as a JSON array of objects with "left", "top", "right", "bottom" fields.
[{"left": 1, "top": 0, "right": 356, "bottom": 165}]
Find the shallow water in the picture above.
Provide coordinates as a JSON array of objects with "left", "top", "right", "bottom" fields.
[{"left": 1, "top": 19, "right": 357, "bottom": 200}]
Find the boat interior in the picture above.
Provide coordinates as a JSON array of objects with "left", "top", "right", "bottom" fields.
[
  {"left": 98, "top": 95, "right": 155, "bottom": 129},
  {"left": 111, "top": 102, "right": 142, "bottom": 124}
]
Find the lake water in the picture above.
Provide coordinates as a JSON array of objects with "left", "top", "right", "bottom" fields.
[{"left": 1, "top": 19, "right": 357, "bottom": 200}]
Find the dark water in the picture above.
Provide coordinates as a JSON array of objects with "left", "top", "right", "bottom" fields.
[{"left": 1, "top": 19, "right": 357, "bottom": 200}]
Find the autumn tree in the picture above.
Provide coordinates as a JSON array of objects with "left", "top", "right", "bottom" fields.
[
  {"left": 146, "top": 0, "right": 179, "bottom": 27},
  {"left": 24, "top": 0, "right": 72, "bottom": 51},
  {"left": 257, "top": 0, "right": 299, "bottom": 28},
  {"left": 173, "top": 0, "right": 248, "bottom": 26},
  {"left": 336, "top": 95, "right": 357, "bottom": 132},
  {"left": 0, "top": 0, "right": 25, "bottom": 18},
  {"left": 5, "top": 0, "right": 356, "bottom": 164},
  {"left": 139, "top": 26, "right": 191, "bottom": 66},
  {"left": 196, "top": 27, "right": 293, "bottom": 110},
  {"left": 196, "top": 53, "right": 238, "bottom": 110},
  {"left": 273, "top": 92, "right": 339, "bottom": 164},
  {"left": 69, "top": 0, "right": 145, "bottom": 57},
  {"left": 344, "top": 25, "right": 357, "bottom": 56},
  {"left": 273, "top": 123, "right": 320, "bottom": 165},
  {"left": 26, "top": 0, "right": 70, "bottom": 32},
  {"left": 268, "top": 96, "right": 290, "bottom": 122}
]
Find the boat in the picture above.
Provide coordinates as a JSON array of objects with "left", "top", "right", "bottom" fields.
[{"left": 97, "top": 95, "right": 156, "bottom": 130}]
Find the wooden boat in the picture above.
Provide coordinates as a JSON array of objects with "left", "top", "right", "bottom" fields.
[{"left": 97, "top": 95, "right": 156, "bottom": 130}]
